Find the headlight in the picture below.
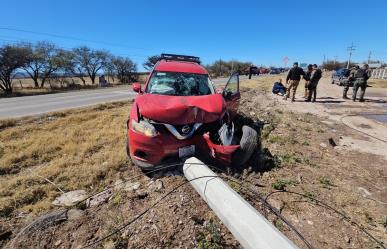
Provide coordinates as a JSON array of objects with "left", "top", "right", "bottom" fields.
[{"left": 131, "top": 119, "right": 158, "bottom": 137}]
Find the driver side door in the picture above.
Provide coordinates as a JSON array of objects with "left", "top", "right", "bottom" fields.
[{"left": 222, "top": 72, "right": 240, "bottom": 119}]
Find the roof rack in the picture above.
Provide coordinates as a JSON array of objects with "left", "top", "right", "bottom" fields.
[{"left": 160, "top": 53, "right": 201, "bottom": 64}]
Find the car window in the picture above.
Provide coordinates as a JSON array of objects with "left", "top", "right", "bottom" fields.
[
  {"left": 224, "top": 73, "right": 238, "bottom": 94},
  {"left": 146, "top": 71, "right": 215, "bottom": 96}
]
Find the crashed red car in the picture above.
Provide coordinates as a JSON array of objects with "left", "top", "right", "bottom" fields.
[{"left": 126, "top": 54, "right": 256, "bottom": 170}]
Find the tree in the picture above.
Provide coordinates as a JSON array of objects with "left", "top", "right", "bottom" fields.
[
  {"left": 142, "top": 55, "right": 160, "bottom": 71},
  {"left": 22, "top": 41, "right": 66, "bottom": 88},
  {"left": 111, "top": 56, "right": 137, "bottom": 83},
  {"left": 60, "top": 50, "right": 87, "bottom": 85},
  {"left": 322, "top": 60, "right": 348, "bottom": 71},
  {"left": 72, "top": 46, "right": 109, "bottom": 84},
  {"left": 0, "top": 45, "right": 30, "bottom": 94},
  {"left": 206, "top": 59, "right": 252, "bottom": 77}
]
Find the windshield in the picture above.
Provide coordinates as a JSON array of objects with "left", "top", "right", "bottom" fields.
[{"left": 146, "top": 71, "right": 215, "bottom": 96}]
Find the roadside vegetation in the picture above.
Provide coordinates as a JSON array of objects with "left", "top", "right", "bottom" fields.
[
  {"left": 0, "top": 76, "right": 386, "bottom": 248},
  {"left": 0, "top": 42, "right": 139, "bottom": 96},
  {"left": 0, "top": 101, "right": 131, "bottom": 216}
]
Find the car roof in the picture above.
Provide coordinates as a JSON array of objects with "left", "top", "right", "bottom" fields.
[{"left": 155, "top": 60, "right": 208, "bottom": 74}]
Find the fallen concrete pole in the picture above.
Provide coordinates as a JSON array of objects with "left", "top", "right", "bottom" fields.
[{"left": 183, "top": 157, "right": 298, "bottom": 249}]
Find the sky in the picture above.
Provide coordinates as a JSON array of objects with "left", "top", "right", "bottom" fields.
[{"left": 1, "top": 0, "right": 387, "bottom": 70}]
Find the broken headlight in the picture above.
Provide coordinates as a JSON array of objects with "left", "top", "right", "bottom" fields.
[{"left": 131, "top": 119, "right": 158, "bottom": 137}]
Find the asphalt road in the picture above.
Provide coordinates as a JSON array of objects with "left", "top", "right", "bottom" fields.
[
  {"left": 0, "top": 77, "right": 238, "bottom": 119},
  {"left": 0, "top": 86, "right": 136, "bottom": 119}
]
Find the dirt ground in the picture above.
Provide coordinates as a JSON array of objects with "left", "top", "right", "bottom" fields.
[{"left": 0, "top": 74, "right": 386, "bottom": 248}]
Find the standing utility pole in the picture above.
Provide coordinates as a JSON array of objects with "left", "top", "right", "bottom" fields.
[
  {"left": 346, "top": 42, "right": 356, "bottom": 69},
  {"left": 367, "top": 51, "right": 372, "bottom": 64}
]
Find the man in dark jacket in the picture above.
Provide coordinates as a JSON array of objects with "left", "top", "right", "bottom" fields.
[
  {"left": 306, "top": 64, "right": 322, "bottom": 102},
  {"left": 285, "top": 62, "right": 306, "bottom": 101},
  {"left": 272, "top": 78, "right": 286, "bottom": 96}
]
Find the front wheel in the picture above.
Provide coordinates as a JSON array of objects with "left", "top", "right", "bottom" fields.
[
  {"left": 232, "top": 126, "right": 258, "bottom": 166},
  {"left": 126, "top": 134, "right": 130, "bottom": 157}
]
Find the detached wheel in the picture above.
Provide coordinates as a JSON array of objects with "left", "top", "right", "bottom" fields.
[{"left": 233, "top": 126, "right": 257, "bottom": 166}]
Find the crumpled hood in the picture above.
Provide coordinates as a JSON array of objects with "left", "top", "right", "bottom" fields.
[{"left": 136, "top": 93, "right": 226, "bottom": 125}]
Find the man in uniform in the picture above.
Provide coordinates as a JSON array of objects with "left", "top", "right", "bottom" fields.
[
  {"left": 304, "top": 64, "right": 313, "bottom": 98},
  {"left": 306, "top": 64, "right": 322, "bottom": 102},
  {"left": 342, "top": 67, "right": 353, "bottom": 99},
  {"left": 351, "top": 64, "right": 372, "bottom": 102},
  {"left": 285, "top": 62, "right": 306, "bottom": 102}
]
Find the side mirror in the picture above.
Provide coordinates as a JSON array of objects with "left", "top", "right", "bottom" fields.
[
  {"left": 132, "top": 83, "right": 142, "bottom": 93},
  {"left": 222, "top": 90, "right": 232, "bottom": 99}
]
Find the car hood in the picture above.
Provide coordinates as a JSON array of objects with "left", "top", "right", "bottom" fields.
[{"left": 136, "top": 93, "right": 226, "bottom": 125}]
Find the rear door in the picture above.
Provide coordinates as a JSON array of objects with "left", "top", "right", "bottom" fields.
[{"left": 222, "top": 72, "right": 240, "bottom": 119}]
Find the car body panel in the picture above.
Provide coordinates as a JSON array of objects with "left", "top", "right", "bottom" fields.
[
  {"left": 203, "top": 133, "right": 240, "bottom": 163},
  {"left": 135, "top": 93, "right": 226, "bottom": 125},
  {"left": 127, "top": 56, "right": 241, "bottom": 168}
]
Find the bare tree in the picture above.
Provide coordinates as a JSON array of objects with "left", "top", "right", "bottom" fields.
[
  {"left": 72, "top": 46, "right": 109, "bottom": 84},
  {"left": 322, "top": 60, "right": 354, "bottom": 71},
  {"left": 111, "top": 56, "right": 137, "bottom": 83},
  {"left": 22, "top": 42, "right": 65, "bottom": 88},
  {"left": 0, "top": 45, "right": 30, "bottom": 94},
  {"left": 142, "top": 55, "right": 160, "bottom": 71},
  {"left": 205, "top": 60, "right": 252, "bottom": 77},
  {"left": 60, "top": 50, "right": 87, "bottom": 85}
]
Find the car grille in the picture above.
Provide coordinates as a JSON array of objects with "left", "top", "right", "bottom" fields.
[{"left": 163, "top": 123, "right": 202, "bottom": 140}]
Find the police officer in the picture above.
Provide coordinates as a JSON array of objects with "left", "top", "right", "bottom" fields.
[
  {"left": 304, "top": 64, "right": 313, "bottom": 99},
  {"left": 306, "top": 64, "right": 322, "bottom": 102},
  {"left": 351, "top": 64, "right": 371, "bottom": 102},
  {"left": 285, "top": 62, "right": 306, "bottom": 102}
]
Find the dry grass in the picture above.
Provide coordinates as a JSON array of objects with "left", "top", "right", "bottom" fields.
[
  {"left": 0, "top": 101, "right": 132, "bottom": 217},
  {"left": 368, "top": 78, "right": 387, "bottom": 88},
  {"left": 240, "top": 74, "right": 281, "bottom": 90}
]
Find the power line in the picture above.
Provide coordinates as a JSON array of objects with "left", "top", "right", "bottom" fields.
[
  {"left": 265, "top": 190, "right": 386, "bottom": 249},
  {"left": 0, "top": 26, "right": 155, "bottom": 52},
  {"left": 0, "top": 37, "right": 150, "bottom": 59}
]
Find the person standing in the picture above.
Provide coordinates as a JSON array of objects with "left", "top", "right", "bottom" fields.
[
  {"left": 304, "top": 64, "right": 313, "bottom": 99},
  {"left": 306, "top": 64, "right": 322, "bottom": 102},
  {"left": 285, "top": 62, "right": 305, "bottom": 101},
  {"left": 342, "top": 68, "right": 353, "bottom": 99},
  {"left": 351, "top": 64, "right": 371, "bottom": 102}
]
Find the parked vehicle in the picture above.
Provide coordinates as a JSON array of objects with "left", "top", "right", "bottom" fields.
[
  {"left": 127, "top": 54, "right": 257, "bottom": 171},
  {"left": 242, "top": 66, "right": 259, "bottom": 76},
  {"left": 332, "top": 68, "right": 351, "bottom": 86},
  {"left": 259, "top": 67, "right": 270, "bottom": 74},
  {"left": 269, "top": 68, "right": 281, "bottom": 74}
]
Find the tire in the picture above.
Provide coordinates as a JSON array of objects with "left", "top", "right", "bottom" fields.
[
  {"left": 126, "top": 134, "right": 130, "bottom": 157},
  {"left": 233, "top": 125, "right": 257, "bottom": 166}
]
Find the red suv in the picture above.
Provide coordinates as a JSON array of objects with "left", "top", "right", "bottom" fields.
[{"left": 126, "top": 54, "right": 256, "bottom": 170}]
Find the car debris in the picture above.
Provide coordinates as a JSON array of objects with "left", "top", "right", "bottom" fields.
[{"left": 126, "top": 54, "right": 258, "bottom": 171}]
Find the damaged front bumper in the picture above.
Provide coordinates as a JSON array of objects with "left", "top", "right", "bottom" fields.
[{"left": 128, "top": 128, "right": 241, "bottom": 170}]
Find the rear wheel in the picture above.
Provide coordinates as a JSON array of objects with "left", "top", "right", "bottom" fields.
[{"left": 232, "top": 126, "right": 257, "bottom": 166}]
